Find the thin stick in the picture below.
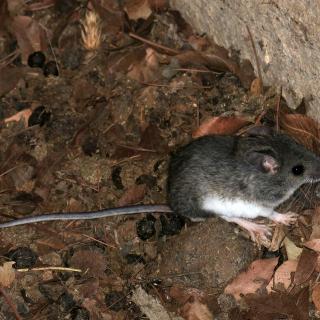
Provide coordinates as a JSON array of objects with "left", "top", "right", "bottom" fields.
[
  {"left": 275, "top": 86, "right": 282, "bottom": 132},
  {"left": 129, "top": 32, "right": 179, "bottom": 55},
  {"left": 17, "top": 266, "right": 82, "bottom": 273},
  {"left": 246, "top": 25, "right": 263, "bottom": 93},
  {"left": 81, "top": 233, "right": 116, "bottom": 249}
]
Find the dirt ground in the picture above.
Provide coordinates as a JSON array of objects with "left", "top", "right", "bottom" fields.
[{"left": 1, "top": 1, "right": 320, "bottom": 320}]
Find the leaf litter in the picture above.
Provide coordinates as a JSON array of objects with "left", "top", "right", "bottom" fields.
[{"left": 0, "top": 0, "right": 320, "bottom": 319}]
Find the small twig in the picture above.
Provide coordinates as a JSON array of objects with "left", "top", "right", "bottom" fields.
[
  {"left": 81, "top": 233, "right": 117, "bottom": 249},
  {"left": 17, "top": 266, "right": 82, "bottom": 272},
  {"left": 115, "top": 144, "right": 157, "bottom": 153},
  {"left": 246, "top": 25, "right": 263, "bottom": 93},
  {"left": 129, "top": 32, "right": 179, "bottom": 55},
  {"left": 275, "top": 86, "right": 282, "bottom": 132},
  {"left": 111, "top": 155, "right": 141, "bottom": 167},
  {"left": 0, "top": 287, "right": 22, "bottom": 320},
  {"left": 173, "top": 68, "right": 222, "bottom": 74},
  {"left": 0, "top": 165, "right": 25, "bottom": 179}
]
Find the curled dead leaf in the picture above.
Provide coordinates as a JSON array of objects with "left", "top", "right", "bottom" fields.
[
  {"left": 312, "top": 283, "right": 320, "bottom": 311},
  {"left": 293, "top": 248, "right": 317, "bottom": 286},
  {"left": 192, "top": 116, "right": 251, "bottom": 138},
  {"left": 224, "top": 257, "right": 278, "bottom": 300},
  {"left": 117, "top": 184, "right": 147, "bottom": 206},
  {"left": 266, "top": 260, "right": 297, "bottom": 292},
  {"left": 304, "top": 239, "right": 320, "bottom": 252},
  {"left": 279, "top": 113, "right": 320, "bottom": 153}
]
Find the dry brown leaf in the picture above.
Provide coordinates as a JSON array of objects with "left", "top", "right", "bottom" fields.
[
  {"left": 0, "top": 67, "right": 25, "bottom": 97},
  {"left": 148, "top": 0, "right": 168, "bottom": 11},
  {"left": 117, "top": 184, "right": 147, "bottom": 207},
  {"left": 283, "top": 237, "right": 303, "bottom": 261},
  {"left": 127, "top": 48, "right": 160, "bottom": 82},
  {"left": 181, "top": 298, "right": 213, "bottom": 320},
  {"left": 69, "top": 250, "right": 107, "bottom": 278},
  {"left": 192, "top": 116, "right": 251, "bottom": 138},
  {"left": 9, "top": 15, "right": 47, "bottom": 64},
  {"left": 0, "top": 262, "right": 16, "bottom": 288},
  {"left": 224, "top": 257, "right": 278, "bottom": 300},
  {"left": 250, "top": 77, "right": 263, "bottom": 96},
  {"left": 266, "top": 260, "right": 297, "bottom": 292},
  {"left": 312, "top": 283, "right": 320, "bottom": 311},
  {"left": 310, "top": 207, "right": 320, "bottom": 239},
  {"left": 124, "top": 0, "right": 152, "bottom": 20},
  {"left": 293, "top": 248, "right": 318, "bottom": 286},
  {"left": 4, "top": 108, "right": 33, "bottom": 127},
  {"left": 279, "top": 113, "right": 320, "bottom": 153},
  {"left": 304, "top": 239, "right": 320, "bottom": 252}
]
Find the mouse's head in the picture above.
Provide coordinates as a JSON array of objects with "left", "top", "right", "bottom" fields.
[{"left": 240, "top": 131, "right": 320, "bottom": 204}]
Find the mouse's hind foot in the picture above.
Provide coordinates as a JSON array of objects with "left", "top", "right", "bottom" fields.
[{"left": 223, "top": 216, "right": 271, "bottom": 244}]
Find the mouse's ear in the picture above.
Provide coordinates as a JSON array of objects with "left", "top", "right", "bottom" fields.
[{"left": 245, "top": 151, "right": 279, "bottom": 174}]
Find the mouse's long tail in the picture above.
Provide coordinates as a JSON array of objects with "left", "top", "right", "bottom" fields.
[{"left": 0, "top": 205, "right": 172, "bottom": 229}]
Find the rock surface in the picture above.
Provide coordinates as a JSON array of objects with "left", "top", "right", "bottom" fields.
[
  {"left": 157, "top": 218, "right": 259, "bottom": 292},
  {"left": 170, "top": 0, "right": 320, "bottom": 120}
]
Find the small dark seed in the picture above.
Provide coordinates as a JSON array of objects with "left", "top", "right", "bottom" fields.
[
  {"left": 43, "top": 61, "right": 59, "bottom": 77},
  {"left": 28, "top": 51, "right": 46, "bottom": 68}
]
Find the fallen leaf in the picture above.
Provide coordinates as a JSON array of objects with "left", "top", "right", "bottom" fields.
[
  {"left": 0, "top": 262, "right": 16, "bottom": 288},
  {"left": 139, "top": 124, "right": 168, "bottom": 153},
  {"left": 192, "top": 116, "right": 251, "bottom": 138},
  {"left": 312, "top": 283, "right": 320, "bottom": 311},
  {"left": 283, "top": 237, "right": 303, "bottom": 261},
  {"left": 124, "top": 0, "right": 152, "bottom": 20},
  {"left": 250, "top": 78, "right": 262, "bottom": 96},
  {"left": 4, "top": 108, "right": 33, "bottom": 127},
  {"left": 224, "top": 257, "right": 278, "bottom": 300},
  {"left": 310, "top": 207, "right": 320, "bottom": 239},
  {"left": 69, "top": 250, "right": 108, "bottom": 278},
  {"left": 279, "top": 113, "right": 320, "bottom": 153},
  {"left": 9, "top": 15, "right": 47, "bottom": 64},
  {"left": 0, "top": 67, "right": 25, "bottom": 97},
  {"left": 304, "top": 239, "right": 320, "bottom": 252},
  {"left": 293, "top": 248, "right": 317, "bottom": 286},
  {"left": 149, "top": 0, "right": 168, "bottom": 11},
  {"left": 244, "top": 289, "right": 309, "bottom": 320},
  {"left": 117, "top": 184, "right": 147, "bottom": 206},
  {"left": 127, "top": 48, "right": 160, "bottom": 82},
  {"left": 266, "top": 260, "right": 297, "bottom": 292},
  {"left": 181, "top": 298, "right": 213, "bottom": 320}
]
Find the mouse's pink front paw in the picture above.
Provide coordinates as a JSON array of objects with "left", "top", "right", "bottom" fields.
[{"left": 271, "top": 212, "right": 298, "bottom": 225}]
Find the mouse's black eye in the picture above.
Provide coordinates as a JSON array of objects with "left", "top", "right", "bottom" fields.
[{"left": 292, "top": 164, "right": 305, "bottom": 176}]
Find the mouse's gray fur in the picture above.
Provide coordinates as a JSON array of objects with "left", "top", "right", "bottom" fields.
[{"left": 167, "top": 132, "right": 320, "bottom": 221}]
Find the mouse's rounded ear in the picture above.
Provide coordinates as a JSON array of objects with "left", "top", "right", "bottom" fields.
[
  {"left": 246, "top": 125, "right": 275, "bottom": 137},
  {"left": 245, "top": 151, "right": 279, "bottom": 174}
]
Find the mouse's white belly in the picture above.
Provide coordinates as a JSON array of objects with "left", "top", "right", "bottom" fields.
[{"left": 201, "top": 196, "right": 273, "bottom": 219}]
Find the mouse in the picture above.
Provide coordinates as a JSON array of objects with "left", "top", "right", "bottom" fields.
[
  {"left": 1, "top": 126, "right": 319, "bottom": 243},
  {"left": 167, "top": 127, "right": 320, "bottom": 242}
]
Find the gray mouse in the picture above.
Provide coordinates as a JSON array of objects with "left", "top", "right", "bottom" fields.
[
  {"left": 167, "top": 127, "right": 320, "bottom": 241},
  {"left": 1, "top": 127, "right": 319, "bottom": 243}
]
